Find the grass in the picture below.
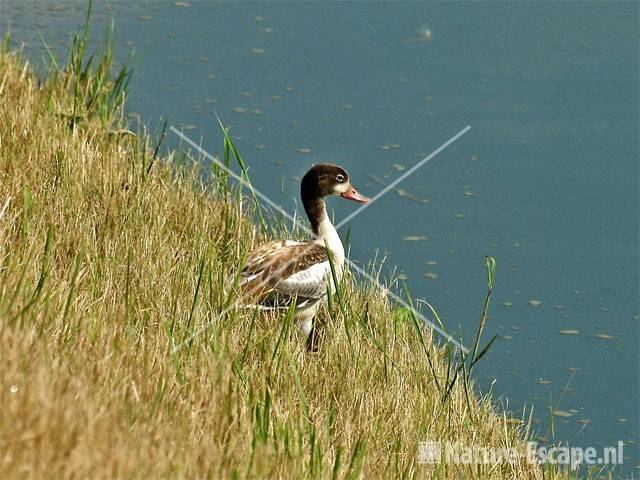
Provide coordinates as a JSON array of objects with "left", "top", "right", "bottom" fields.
[{"left": 0, "top": 17, "right": 601, "bottom": 479}]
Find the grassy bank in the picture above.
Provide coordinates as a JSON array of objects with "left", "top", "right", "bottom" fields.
[{"left": 0, "top": 32, "right": 569, "bottom": 478}]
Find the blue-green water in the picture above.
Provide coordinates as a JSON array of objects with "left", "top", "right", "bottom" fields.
[{"left": 2, "top": 1, "right": 638, "bottom": 472}]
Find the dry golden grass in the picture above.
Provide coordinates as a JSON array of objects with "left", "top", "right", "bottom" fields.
[{"left": 0, "top": 39, "right": 571, "bottom": 479}]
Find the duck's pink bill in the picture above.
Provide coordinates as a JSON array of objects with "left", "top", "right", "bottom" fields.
[{"left": 341, "top": 186, "right": 369, "bottom": 204}]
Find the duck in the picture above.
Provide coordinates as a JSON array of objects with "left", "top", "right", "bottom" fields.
[{"left": 238, "top": 164, "right": 369, "bottom": 351}]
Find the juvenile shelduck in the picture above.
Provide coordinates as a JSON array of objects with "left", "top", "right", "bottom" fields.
[{"left": 239, "top": 164, "right": 369, "bottom": 350}]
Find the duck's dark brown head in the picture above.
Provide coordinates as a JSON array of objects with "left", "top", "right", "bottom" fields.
[
  {"left": 301, "top": 164, "right": 369, "bottom": 233},
  {"left": 301, "top": 164, "right": 369, "bottom": 204}
]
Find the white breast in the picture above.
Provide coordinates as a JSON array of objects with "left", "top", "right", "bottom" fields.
[{"left": 277, "top": 260, "right": 336, "bottom": 299}]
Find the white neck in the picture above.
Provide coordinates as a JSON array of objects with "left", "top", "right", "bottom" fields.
[{"left": 314, "top": 205, "right": 345, "bottom": 268}]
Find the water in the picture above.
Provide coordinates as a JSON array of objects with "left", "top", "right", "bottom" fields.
[{"left": 2, "top": 1, "right": 638, "bottom": 472}]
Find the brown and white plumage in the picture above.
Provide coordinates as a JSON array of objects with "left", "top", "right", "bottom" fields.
[
  {"left": 239, "top": 240, "right": 330, "bottom": 310},
  {"left": 238, "top": 164, "right": 369, "bottom": 350}
]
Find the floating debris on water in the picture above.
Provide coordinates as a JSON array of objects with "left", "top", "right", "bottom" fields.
[
  {"left": 271, "top": 95, "right": 282, "bottom": 101},
  {"left": 595, "top": 333, "right": 614, "bottom": 340},
  {"left": 392, "top": 163, "right": 405, "bottom": 171},
  {"left": 426, "top": 95, "right": 434, "bottom": 101},
  {"left": 402, "top": 235, "right": 427, "bottom": 242},
  {"left": 464, "top": 190, "right": 477, "bottom": 197},
  {"left": 501, "top": 302, "right": 513, "bottom": 307},
  {"left": 297, "top": 148, "right": 312, "bottom": 154},
  {"left": 397, "top": 273, "right": 409, "bottom": 281},
  {"left": 242, "top": 91, "right": 253, "bottom": 97},
  {"left": 380, "top": 144, "right": 391, "bottom": 151},
  {"left": 259, "top": 27, "right": 274, "bottom": 33},
  {"left": 137, "top": 15, "right": 152, "bottom": 21},
  {"left": 469, "top": 155, "right": 478, "bottom": 161},
  {"left": 454, "top": 213, "right": 464, "bottom": 219},
  {"left": 529, "top": 299, "right": 542, "bottom": 307},
  {"left": 232, "top": 107, "right": 246, "bottom": 113},
  {"left": 559, "top": 329, "right": 580, "bottom": 335},
  {"left": 367, "top": 173, "right": 383, "bottom": 185},
  {"left": 174, "top": 1, "right": 191, "bottom": 6},
  {"left": 285, "top": 86, "right": 293, "bottom": 91},
  {"left": 207, "top": 74, "right": 216, "bottom": 80},
  {"left": 425, "top": 260, "right": 438, "bottom": 266},
  {"left": 251, "top": 47, "right": 266, "bottom": 55},
  {"left": 419, "top": 27, "right": 433, "bottom": 42},
  {"left": 167, "top": 32, "right": 177, "bottom": 38},
  {"left": 396, "top": 189, "right": 427, "bottom": 203},
  {"left": 274, "top": 160, "right": 284, "bottom": 166},
  {"left": 254, "top": 16, "right": 265, "bottom": 21},
  {"left": 198, "top": 57, "right": 208, "bottom": 64},
  {"left": 552, "top": 410, "right": 574, "bottom": 418},
  {"left": 178, "top": 124, "right": 197, "bottom": 131},
  {"left": 618, "top": 417, "right": 627, "bottom": 423},
  {"left": 48, "top": 3, "right": 66, "bottom": 12},
  {"left": 344, "top": 103, "right": 354, "bottom": 110},
  {"left": 405, "top": 27, "right": 433, "bottom": 44},
  {"left": 256, "top": 144, "right": 267, "bottom": 150},
  {"left": 538, "top": 379, "right": 552, "bottom": 385},
  {"left": 424, "top": 272, "right": 438, "bottom": 280},
  {"left": 390, "top": 144, "right": 400, "bottom": 149},
  {"left": 251, "top": 109, "right": 262, "bottom": 115},
  {"left": 502, "top": 335, "right": 513, "bottom": 340}
]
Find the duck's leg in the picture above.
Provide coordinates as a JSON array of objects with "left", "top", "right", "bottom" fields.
[
  {"left": 298, "top": 308, "right": 320, "bottom": 352},
  {"left": 305, "top": 317, "right": 320, "bottom": 352}
]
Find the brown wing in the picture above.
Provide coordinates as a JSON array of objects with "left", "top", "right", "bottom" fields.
[{"left": 240, "top": 240, "right": 329, "bottom": 301}]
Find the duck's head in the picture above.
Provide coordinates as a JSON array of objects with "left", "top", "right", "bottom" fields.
[{"left": 301, "top": 164, "right": 369, "bottom": 204}]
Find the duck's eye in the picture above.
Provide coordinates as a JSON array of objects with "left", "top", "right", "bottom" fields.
[{"left": 336, "top": 174, "right": 345, "bottom": 182}]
